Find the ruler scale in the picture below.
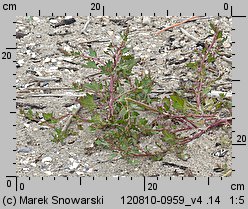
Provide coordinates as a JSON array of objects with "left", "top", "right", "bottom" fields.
[{"left": 1, "top": 0, "right": 247, "bottom": 208}]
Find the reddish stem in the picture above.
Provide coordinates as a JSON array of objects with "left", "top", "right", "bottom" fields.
[
  {"left": 108, "top": 75, "right": 115, "bottom": 118},
  {"left": 196, "top": 30, "right": 218, "bottom": 111},
  {"left": 179, "top": 118, "right": 231, "bottom": 144},
  {"left": 82, "top": 54, "right": 105, "bottom": 66}
]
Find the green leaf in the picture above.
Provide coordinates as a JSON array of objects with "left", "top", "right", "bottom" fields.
[
  {"left": 210, "top": 22, "right": 217, "bottom": 33},
  {"left": 109, "top": 152, "right": 118, "bottom": 160},
  {"left": 70, "top": 51, "right": 81, "bottom": 56},
  {"left": 220, "top": 37, "right": 227, "bottom": 44},
  {"left": 162, "top": 97, "right": 171, "bottom": 111},
  {"left": 42, "top": 112, "right": 58, "bottom": 124},
  {"left": 121, "top": 47, "right": 129, "bottom": 54},
  {"left": 26, "top": 108, "right": 34, "bottom": 120},
  {"left": 202, "top": 87, "right": 211, "bottom": 95},
  {"left": 82, "top": 61, "right": 98, "bottom": 69},
  {"left": 139, "top": 118, "right": 148, "bottom": 126},
  {"left": 207, "top": 54, "right": 216, "bottom": 63},
  {"left": 118, "top": 55, "right": 137, "bottom": 76},
  {"left": 100, "top": 60, "right": 113, "bottom": 75},
  {"left": 217, "top": 31, "right": 223, "bottom": 39},
  {"left": 131, "top": 111, "right": 139, "bottom": 117},
  {"left": 42, "top": 113, "right": 53, "bottom": 121},
  {"left": 151, "top": 154, "right": 163, "bottom": 161},
  {"left": 119, "top": 107, "right": 128, "bottom": 118},
  {"left": 84, "top": 82, "right": 101, "bottom": 92},
  {"left": 79, "top": 93, "right": 96, "bottom": 111},
  {"left": 95, "top": 138, "right": 109, "bottom": 148},
  {"left": 90, "top": 114, "right": 102, "bottom": 124},
  {"left": 219, "top": 93, "right": 225, "bottom": 99},
  {"left": 162, "top": 130, "right": 177, "bottom": 145},
  {"left": 89, "top": 48, "right": 97, "bottom": 57},
  {"left": 186, "top": 62, "right": 198, "bottom": 70},
  {"left": 52, "top": 128, "right": 68, "bottom": 143},
  {"left": 170, "top": 93, "right": 185, "bottom": 111}
]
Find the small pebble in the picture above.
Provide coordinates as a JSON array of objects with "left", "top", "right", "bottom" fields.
[
  {"left": 156, "top": 57, "right": 164, "bottom": 65},
  {"left": 42, "top": 157, "right": 52, "bottom": 163},
  {"left": 17, "top": 59, "right": 25, "bottom": 67},
  {"left": 50, "top": 19, "right": 58, "bottom": 24},
  {"left": 30, "top": 163, "right": 36, "bottom": 167},
  {"left": 49, "top": 66, "right": 58, "bottom": 71},
  {"left": 32, "top": 17, "right": 40, "bottom": 22},
  {"left": 18, "top": 147, "right": 32, "bottom": 153},
  {"left": 22, "top": 168, "right": 30, "bottom": 171},
  {"left": 44, "top": 171, "right": 52, "bottom": 176},
  {"left": 24, "top": 123, "right": 30, "bottom": 128},
  {"left": 51, "top": 58, "right": 57, "bottom": 63},
  {"left": 31, "top": 53, "right": 36, "bottom": 58},
  {"left": 43, "top": 57, "right": 51, "bottom": 63},
  {"left": 69, "top": 162, "right": 79, "bottom": 170},
  {"left": 142, "top": 17, "right": 151, "bottom": 26},
  {"left": 76, "top": 171, "right": 85, "bottom": 176}
]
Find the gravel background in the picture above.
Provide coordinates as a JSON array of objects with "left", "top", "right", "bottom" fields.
[{"left": 16, "top": 16, "right": 232, "bottom": 177}]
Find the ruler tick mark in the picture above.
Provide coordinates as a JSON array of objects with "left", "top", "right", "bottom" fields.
[
  {"left": 6, "top": 47, "right": 16, "bottom": 50},
  {"left": 143, "top": 176, "right": 146, "bottom": 191}
]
